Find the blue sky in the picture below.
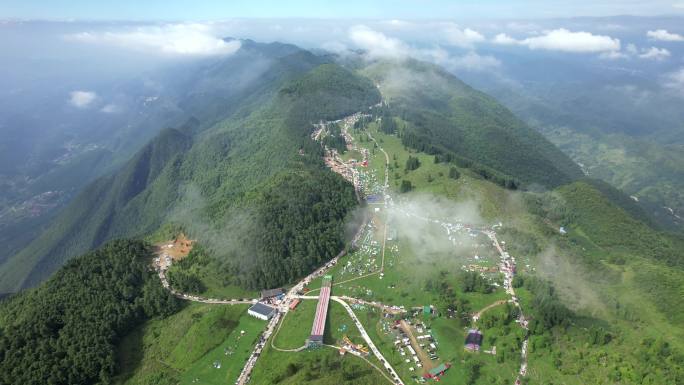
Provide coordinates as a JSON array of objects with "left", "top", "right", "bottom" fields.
[{"left": 3, "top": 0, "right": 684, "bottom": 20}]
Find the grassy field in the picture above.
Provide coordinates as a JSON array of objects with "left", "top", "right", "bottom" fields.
[
  {"left": 249, "top": 344, "right": 389, "bottom": 385},
  {"left": 252, "top": 296, "right": 388, "bottom": 385},
  {"left": 114, "top": 303, "right": 265, "bottom": 385},
  {"left": 273, "top": 299, "right": 316, "bottom": 349}
]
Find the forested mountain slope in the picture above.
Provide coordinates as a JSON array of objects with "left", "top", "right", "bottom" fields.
[
  {"left": 0, "top": 240, "right": 179, "bottom": 385},
  {"left": 0, "top": 39, "right": 312, "bottom": 269},
  {"left": 0, "top": 46, "right": 380, "bottom": 293},
  {"left": 1, "top": 127, "right": 193, "bottom": 290}
]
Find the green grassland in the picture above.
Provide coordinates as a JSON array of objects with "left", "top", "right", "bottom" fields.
[
  {"left": 342, "top": 117, "right": 684, "bottom": 384},
  {"left": 249, "top": 345, "right": 388, "bottom": 385},
  {"left": 361, "top": 60, "right": 583, "bottom": 189},
  {"left": 114, "top": 303, "right": 265, "bottom": 385},
  {"left": 273, "top": 299, "right": 316, "bottom": 349},
  {"left": 251, "top": 299, "right": 387, "bottom": 384}
]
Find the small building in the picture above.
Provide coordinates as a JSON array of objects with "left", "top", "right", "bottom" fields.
[
  {"left": 307, "top": 335, "right": 324, "bottom": 348},
  {"left": 465, "top": 329, "right": 483, "bottom": 351},
  {"left": 248, "top": 303, "right": 276, "bottom": 321},
  {"left": 426, "top": 363, "right": 450, "bottom": 378},
  {"left": 261, "top": 288, "right": 285, "bottom": 300},
  {"left": 289, "top": 299, "right": 300, "bottom": 310}
]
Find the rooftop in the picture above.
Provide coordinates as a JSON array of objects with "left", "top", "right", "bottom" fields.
[
  {"left": 429, "top": 363, "right": 449, "bottom": 376},
  {"left": 465, "top": 329, "right": 483, "bottom": 347},
  {"left": 249, "top": 302, "right": 276, "bottom": 317},
  {"left": 260, "top": 288, "right": 285, "bottom": 299}
]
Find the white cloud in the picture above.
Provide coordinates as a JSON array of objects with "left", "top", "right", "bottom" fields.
[
  {"left": 348, "top": 25, "right": 411, "bottom": 58},
  {"left": 647, "top": 29, "right": 684, "bottom": 41},
  {"left": 523, "top": 29, "right": 620, "bottom": 52},
  {"left": 441, "top": 23, "right": 485, "bottom": 48},
  {"left": 69, "top": 91, "right": 97, "bottom": 108},
  {"left": 493, "top": 33, "right": 518, "bottom": 45},
  {"left": 100, "top": 103, "right": 121, "bottom": 113},
  {"left": 663, "top": 67, "right": 684, "bottom": 96},
  {"left": 600, "top": 43, "right": 671, "bottom": 61},
  {"left": 66, "top": 23, "right": 241, "bottom": 56},
  {"left": 639, "top": 46, "right": 671, "bottom": 60},
  {"left": 347, "top": 26, "right": 498, "bottom": 73},
  {"left": 493, "top": 29, "right": 621, "bottom": 53}
]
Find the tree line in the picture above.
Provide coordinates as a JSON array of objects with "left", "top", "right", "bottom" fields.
[{"left": 0, "top": 240, "right": 180, "bottom": 385}]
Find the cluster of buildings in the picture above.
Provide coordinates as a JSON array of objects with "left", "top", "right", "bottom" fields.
[
  {"left": 247, "top": 288, "right": 285, "bottom": 321},
  {"left": 389, "top": 318, "right": 444, "bottom": 381}
]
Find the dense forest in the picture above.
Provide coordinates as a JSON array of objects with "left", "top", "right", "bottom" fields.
[
  {"left": 221, "top": 169, "right": 358, "bottom": 289},
  {"left": 0, "top": 240, "right": 179, "bottom": 385}
]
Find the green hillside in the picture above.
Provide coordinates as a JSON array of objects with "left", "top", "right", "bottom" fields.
[
  {"left": 0, "top": 51, "right": 380, "bottom": 293},
  {"left": 0, "top": 127, "right": 193, "bottom": 290},
  {"left": 361, "top": 59, "right": 583, "bottom": 188},
  {"left": 0, "top": 240, "right": 179, "bottom": 385}
]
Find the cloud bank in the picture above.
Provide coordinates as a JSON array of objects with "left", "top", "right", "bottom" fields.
[
  {"left": 348, "top": 25, "right": 411, "bottom": 59},
  {"left": 66, "top": 23, "right": 241, "bottom": 56},
  {"left": 441, "top": 23, "right": 486, "bottom": 48},
  {"left": 493, "top": 28, "right": 621, "bottom": 53},
  {"left": 69, "top": 91, "right": 96, "bottom": 108},
  {"left": 638, "top": 46, "right": 671, "bottom": 60},
  {"left": 647, "top": 29, "right": 684, "bottom": 41},
  {"left": 348, "top": 25, "right": 499, "bottom": 72}
]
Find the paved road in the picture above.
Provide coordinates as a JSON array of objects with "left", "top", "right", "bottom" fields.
[
  {"left": 338, "top": 295, "right": 407, "bottom": 315},
  {"left": 332, "top": 296, "right": 405, "bottom": 385},
  {"left": 322, "top": 344, "right": 395, "bottom": 384},
  {"left": 158, "top": 270, "right": 258, "bottom": 304},
  {"left": 487, "top": 232, "right": 530, "bottom": 384},
  {"left": 236, "top": 312, "right": 282, "bottom": 385}
]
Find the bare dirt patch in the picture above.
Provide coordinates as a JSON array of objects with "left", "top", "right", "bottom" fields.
[
  {"left": 399, "top": 320, "right": 435, "bottom": 374},
  {"left": 154, "top": 233, "right": 194, "bottom": 266}
]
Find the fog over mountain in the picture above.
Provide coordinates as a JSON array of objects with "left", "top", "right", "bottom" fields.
[{"left": 1, "top": 8, "right": 684, "bottom": 385}]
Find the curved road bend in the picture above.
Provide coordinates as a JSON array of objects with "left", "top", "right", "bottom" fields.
[
  {"left": 322, "top": 344, "right": 395, "bottom": 385},
  {"left": 332, "top": 296, "right": 405, "bottom": 385}
]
